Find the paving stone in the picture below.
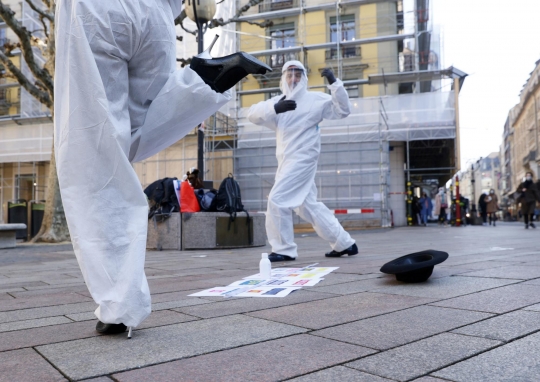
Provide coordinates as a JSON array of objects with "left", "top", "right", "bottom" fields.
[
  {"left": 0, "top": 292, "right": 92, "bottom": 312},
  {"left": 287, "top": 366, "right": 394, "bottom": 381},
  {"left": 0, "top": 321, "right": 100, "bottom": 352},
  {"left": 65, "top": 311, "right": 96, "bottom": 322},
  {"left": 371, "top": 276, "right": 517, "bottom": 300},
  {"left": 311, "top": 277, "right": 397, "bottom": 295},
  {"left": 433, "top": 331, "right": 540, "bottom": 381},
  {"left": 0, "top": 301, "right": 98, "bottom": 324},
  {"left": 0, "top": 292, "right": 14, "bottom": 300},
  {"left": 452, "top": 310, "right": 540, "bottom": 341},
  {"left": 347, "top": 333, "right": 501, "bottom": 381},
  {"left": 411, "top": 378, "right": 448, "bottom": 382},
  {"left": 0, "top": 348, "right": 67, "bottom": 382},
  {"left": 0, "top": 316, "right": 72, "bottom": 333},
  {"left": 152, "top": 298, "right": 212, "bottom": 311},
  {"left": 432, "top": 283, "right": 540, "bottom": 313},
  {"left": 440, "top": 260, "right": 524, "bottom": 270},
  {"left": 177, "top": 289, "right": 336, "bottom": 319},
  {"left": 461, "top": 265, "right": 540, "bottom": 280},
  {"left": 248, "top": 292, "right": 435, "bottom": 330},
  {"left": 38, "top": 315, "right": 307, "bottom": 380},
  {"left": 113, "top": 334, "right": 374, "bottom": 382},
  {"left": 81, "top": 378, "right": 114, "bottom": 382},
  {"left": 313, "top": 305, "right": 492, "bottom": 350}
]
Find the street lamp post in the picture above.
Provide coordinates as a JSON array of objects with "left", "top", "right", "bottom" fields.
[{"left": 185, "top": 0, "right": 217, "bottom": 181}]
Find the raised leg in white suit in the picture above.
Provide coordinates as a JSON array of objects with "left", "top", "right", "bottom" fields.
[{"left": 55, "top": 0, "right": 230, "bottom": 328}]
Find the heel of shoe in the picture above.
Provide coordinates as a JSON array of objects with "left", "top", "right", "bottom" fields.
[
  {"left": 197, "top": 34, "right": 220, "bottom": 59},
  {"left": 127, "top": 327, "right": 133, "bottom": 339}
]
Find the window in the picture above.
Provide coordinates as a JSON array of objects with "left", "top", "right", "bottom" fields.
[
  {"left": 329, "top": 15, "right": 356, "bottom": 59},
  {"left": 270, "top": 24, "right": 296, "bottom": 68}
]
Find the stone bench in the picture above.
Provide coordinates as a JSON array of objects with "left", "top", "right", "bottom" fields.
[
  {"left": 0, "top": 224, "right": 27, "bottom": 249},
  {"left": 147, "top": 212, "right": 266, "bottom": 251}
]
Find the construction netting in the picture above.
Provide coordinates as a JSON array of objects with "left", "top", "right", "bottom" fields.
[{"left": 233, "top": 91, "right": 456, "bottom": 226}]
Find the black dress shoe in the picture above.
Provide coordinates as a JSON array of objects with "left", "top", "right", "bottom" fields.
[
  {"left": 531, "top": 222, "right": 536, "bottom": 229},
  {"left": 325, "top": 243, "right": 358, "bottom": 258},
  {"left": 268, "top": 253, "right": 296, "bottom": 262},
  {"left": 95, "top": 321, "right": 127, "bottom": 334},
  {"left": 190, "top": 52, "right": 272, "bottom": 93}
]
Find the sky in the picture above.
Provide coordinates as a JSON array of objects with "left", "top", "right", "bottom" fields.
[{"left": 432, "top": 0, "right": 540, "bottom": 169}]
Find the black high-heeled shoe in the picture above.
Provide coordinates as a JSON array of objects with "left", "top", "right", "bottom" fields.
[
  {"left": 95, "top": 320, "right": 127, "bottom": 334},
  {"left": 190, "top": 35, "right": 272, "bottom": 93}
]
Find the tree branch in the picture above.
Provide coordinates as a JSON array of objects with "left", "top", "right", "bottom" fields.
[
  {"left": 0, "top": 49, "right": 52, "bottom": 108},
  {"left": 0, "top": 2, "right": 54, "bottom": 94},
  {"left": 24, "top": 0, "right": 54, "bottom": 22},
  {"left": 174, "top": 0, "right": 273, "bottom": 35}
]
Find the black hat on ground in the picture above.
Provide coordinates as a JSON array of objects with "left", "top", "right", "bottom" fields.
[{"left": 380, "top": 250, "right": 449, "bottom": 283}]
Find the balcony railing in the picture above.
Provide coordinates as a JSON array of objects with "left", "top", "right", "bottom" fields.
[
  {"left": 258, "top": 0, "right": 298, "bottom": 13},
  {"left": 270, "top": 52, "right": 299, "bottom": 68},
  {"left": 325, "top": 46, "right": 361, "bottom": 60}
]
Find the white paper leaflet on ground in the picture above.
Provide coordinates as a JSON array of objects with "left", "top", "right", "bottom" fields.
[
  {"left": 228, "top": 277, "right": 323, "bottom": 287},
  {"left": 188, "top": 286, "right": 300, "bottom": 298},
  {"left": 189, "top": 266, "right": 338, "bottom": 298},
  {"left": 243, "top": 267, "right": 339, "bottom": 280}
]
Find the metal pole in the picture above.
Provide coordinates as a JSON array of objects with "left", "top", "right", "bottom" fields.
[
  {"left": 194, "top": 0, "right": 205, "bottom": 181},
  {"left": 406, "top": 139, "right": 412, "bottom": 226},
  {"left": 454, "top": 77, "right": 461, "bottom": 171},
  {"left": 455, "top": 175, "right": 461, "bottom": 227}
]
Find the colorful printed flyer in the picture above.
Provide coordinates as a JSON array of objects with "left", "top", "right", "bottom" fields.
[
  {"left": 190, "top": 266, "right": 338, "bottom": 298},
  {"left": 236, "top": 287, "right": 301, "bottom": 298},
  {"left": 188, "top": 287, "right": 247, "bottom": 297},
  {"left": 228, "top": 277, "right": 323, "bottom": 288}
]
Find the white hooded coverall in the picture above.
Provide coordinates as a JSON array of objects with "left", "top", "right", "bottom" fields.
[
  {"left": 247, "top": 61, "right": 355, "bottom": 258},
  {"left": 54, "top": 0, "right": 231, "bottom": 327}
]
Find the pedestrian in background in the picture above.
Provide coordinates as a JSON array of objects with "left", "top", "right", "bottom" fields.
[
  {"left": 478, "top": 193, "right": 488, "bottom": 225},
  {"left": 412, "top": 195, "right": 422, "bottom": 225},
  {"left": 435, "top": 187, "right": 448, "bottom": 225},
  {"left": 419, "top": 192, "right": 433, "bottom": 226},
  {"left": 485, "top": 189, "right": 498, "bottom": 227},
  {"left": 517, "top": 172, "right": 540, "bottom": 229}
]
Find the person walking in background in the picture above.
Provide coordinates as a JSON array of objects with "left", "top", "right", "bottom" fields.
[
  {"left": 485, "top": 189, "right": 499, "bottom": 226},
  {"left": 434, "top": 187, "right": 448, "bottom": 225},
  {"left": 412, "top": 195, "right": 422, "bottom": 225},
  {"left": 419, "top": 192, "right": 433, "bottom": 226},
  {"left": 478, "top": 193, "right": 488, "bottom": 225},
  {"left": 517, "top": 172, "right": 540, "bottom": 229}
]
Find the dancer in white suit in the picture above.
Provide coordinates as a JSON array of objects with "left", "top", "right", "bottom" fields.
[
  {"left": 247, "top": 61, "right": 357, "bottom": 262},
  {"left": 55, "top": 0, "right": 269, "bottom": 334}
]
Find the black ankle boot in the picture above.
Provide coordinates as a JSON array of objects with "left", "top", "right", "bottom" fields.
[
  {"left": 96, "top": 320, "right": 127, "bottom": 334},
  {"left": 190, "top": 52, "right": 272, "bottom": 93}
]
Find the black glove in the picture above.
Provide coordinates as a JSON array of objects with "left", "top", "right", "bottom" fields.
[
  {"left": 274, "top": 95, "right": 297, "bottom": 114},
  {"left": 321, "top": 68, "right": 336, "bottom": 85}
]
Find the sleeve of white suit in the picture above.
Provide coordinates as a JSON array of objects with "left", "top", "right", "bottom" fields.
[
  {"left": 322, "top": 79, "right": 351, "bottom": 120},
  {"left": 247, "top": 99, "right": 278, "bottom": 131},
  {"left": 129, "top": 67, "right": 232, "bottom": 163}
]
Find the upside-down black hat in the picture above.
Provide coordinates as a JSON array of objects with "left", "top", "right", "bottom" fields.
[{"left": 380, "top": 250, "right": 449, "bottom": 283}]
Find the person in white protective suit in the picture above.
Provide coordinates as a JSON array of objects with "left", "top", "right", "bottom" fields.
[
  {"left": 55, "top": 0, "right": 270, "bottom": 336},
  {"left": 247, "top": 61, "right": 358, "bottom": 262}
]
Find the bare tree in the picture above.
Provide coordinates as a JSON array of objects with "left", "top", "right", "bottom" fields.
[{"left": 0, "top": 0, "right": 270, "bottom": 242}]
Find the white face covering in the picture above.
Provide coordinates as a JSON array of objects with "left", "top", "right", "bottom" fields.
[{"left": 280, "top": 60, "right": 308, "bottom": 99}]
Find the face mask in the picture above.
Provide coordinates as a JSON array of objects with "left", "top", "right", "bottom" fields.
[
  {"left": 526, "top": 176, "right": 532, "bottom": 181},
  {"left": 490, "top": 191, "right": 494, "bottom": 194}
]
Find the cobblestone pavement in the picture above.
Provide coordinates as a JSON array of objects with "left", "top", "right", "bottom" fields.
[{"left": 1, "top": 222, "right": 539, "bottom": 381}]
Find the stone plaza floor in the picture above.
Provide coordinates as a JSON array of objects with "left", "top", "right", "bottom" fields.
[{"left": 1, "top": 222, "right": 540, "bottom": 381}]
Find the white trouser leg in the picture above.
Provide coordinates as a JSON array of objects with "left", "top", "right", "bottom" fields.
[{"left": 294, "top": 184, "right": 355, "bottom": 252}]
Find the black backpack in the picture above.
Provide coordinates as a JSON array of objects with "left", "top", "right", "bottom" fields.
[
  {"left": 144, "top": 177, "right": 179, "bottom": 219},
  {"left": 215, "top": 174, "right": 250, "bottom": 229}
]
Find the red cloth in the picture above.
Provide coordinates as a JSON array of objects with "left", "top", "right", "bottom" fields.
[{"left": 180, "top": 181, "right": 200, "bottom": 213}]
